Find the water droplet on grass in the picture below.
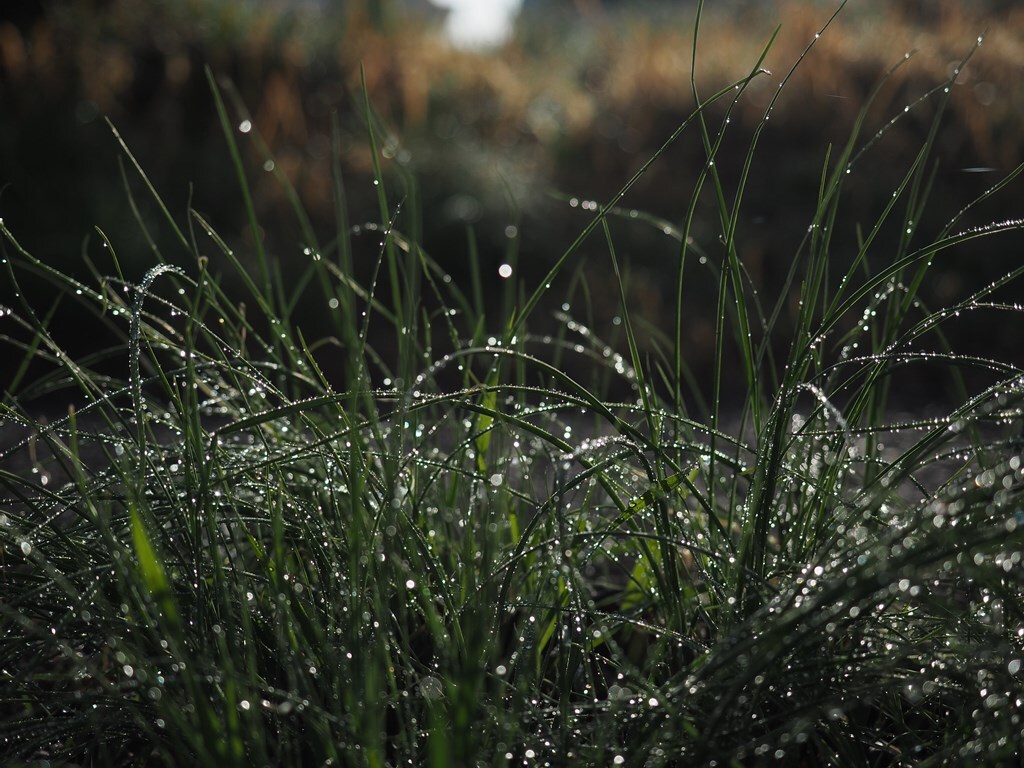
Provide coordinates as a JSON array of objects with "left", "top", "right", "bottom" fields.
[{"left": 419, "top": 676, "right": 444, "bottom": 700}]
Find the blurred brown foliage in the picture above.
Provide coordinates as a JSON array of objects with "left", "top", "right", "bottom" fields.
[
  {"left": 1, "top": 0, "right": 1022, "bottom": 400},
  {"left": 3, "top": 1, "right": 1021, "bottom": 220}
]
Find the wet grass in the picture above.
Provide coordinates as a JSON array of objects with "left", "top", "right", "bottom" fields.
[{"left": 3, "top": 3, "right": 1024, "bottom": 766}]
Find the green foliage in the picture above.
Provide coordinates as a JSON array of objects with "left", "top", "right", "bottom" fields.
[{"left": 2, "top": 2, "right": 1024, "bottom": 765}]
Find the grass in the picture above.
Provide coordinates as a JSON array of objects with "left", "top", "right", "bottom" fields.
[{"left": 3, "top": 2, "right": 1024, "bottom": 766}]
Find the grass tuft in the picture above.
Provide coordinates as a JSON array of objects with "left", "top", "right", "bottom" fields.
[{"left": 2, "top": 4, "right": 1024, "bottom": 766}]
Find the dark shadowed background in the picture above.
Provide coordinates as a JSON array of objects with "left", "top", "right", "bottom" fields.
[{"left": 2, "top": 0, "right": 1022, "bottom": 408}]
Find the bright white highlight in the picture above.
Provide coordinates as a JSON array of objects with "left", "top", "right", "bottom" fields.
[{"left": 434, "top": 0, "right": 523, "bottom": 49}]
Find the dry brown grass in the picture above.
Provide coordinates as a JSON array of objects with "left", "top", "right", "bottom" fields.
[{"left": 4, "top": 2, "right": 1020, "bottom": 162}]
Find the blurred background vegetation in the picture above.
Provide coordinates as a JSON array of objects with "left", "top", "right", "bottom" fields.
[{"left": 2, "top": 0, "right": 1022, "bottom": 405}]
